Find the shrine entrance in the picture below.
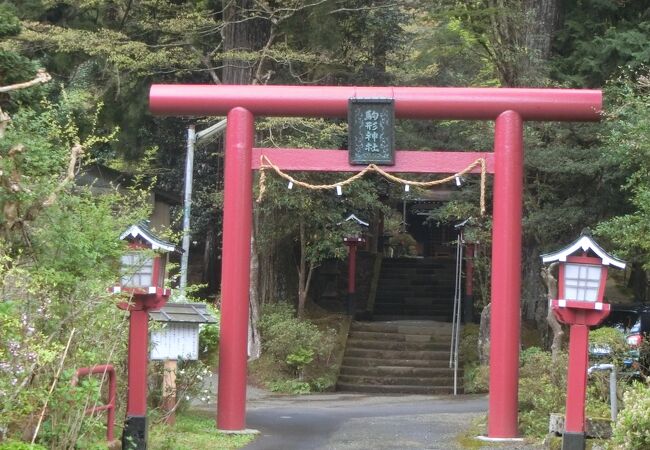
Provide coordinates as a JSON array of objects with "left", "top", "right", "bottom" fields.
[{"left": 149, "top": 85, "right": 602, "bottom": 439}]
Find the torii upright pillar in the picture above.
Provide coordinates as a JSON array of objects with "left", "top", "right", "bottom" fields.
[{"left": 488, "top": 111, "right": 523, "bottom": 438}]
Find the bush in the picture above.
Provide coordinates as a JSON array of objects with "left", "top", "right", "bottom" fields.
[
  {"left": 0, "top": 441, "right": 47, "bottom": 450},
  {"left": 268, "top": 379, "right": 312, "bottom": 394},
  {"left": 517, "top": 347, "right": 612, "bottom": 438},
  {"left": 613, "top": 382, "right": 650, "bottom": 450},
  {"left": 464, "top": 363, "right": 489, "bottom": 393},
  {"left": 518, "top": 348, "right": 569, "bottom": 437},
  {"left": 198, "top": 305, "right": 219, "bottom": 364},
  {"left": 255, "top": 302, "right": 338, "bottom": 392},
  {"left": 590, "top": 326, "right": 629, "bottom": 365},
  {"left": 148, "top": 359, "right": 214, "bottom": 419}
]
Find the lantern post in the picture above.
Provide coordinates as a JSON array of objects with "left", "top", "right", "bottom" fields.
[
  {"left": 340, "top": 214, "right": 369, "bottom": 317},
  {"left": 541, "top": 231, "right": 625, "bottom": 450},
  {"left": 344, "top": 236, "right": 365, "bottom": 316},
  {"left": 112, "top": 222, "right": 180, "bottom": 450}
]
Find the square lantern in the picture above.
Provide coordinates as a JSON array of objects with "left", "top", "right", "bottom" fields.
[
  {"left": 541, "top": 231, "right": 625, "bottom": 312},
  {"left": 113, "top": 222, "right": 181, "bottom": 294}
]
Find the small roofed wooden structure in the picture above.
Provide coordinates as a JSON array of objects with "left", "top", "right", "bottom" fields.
[{"left": 149, "top": 303, "right": 217, "bottom": 361}]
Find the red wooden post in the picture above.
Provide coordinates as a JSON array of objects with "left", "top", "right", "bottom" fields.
[
  {"left": 344, "top": 238, "right": 364, "bottom": 316},
  {"left": 217, "top": 107, "right": 254, "bottom": 431},
  {"left": 565, "top": 323, "right": 589, "bottom": 435},
  {"left": 488, "top": 110, "right": 524, "bottom": 438},
  {"left": 127, "top": 308, "right": 149, "bottom": 417},
  {"left": 348, "top": 244, "right": 357, "bottom": 295}
]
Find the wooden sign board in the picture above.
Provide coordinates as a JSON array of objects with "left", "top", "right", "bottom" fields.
[
  {"left": 348, "top": 98, "right": 395, "bottom": 165},
  {"left": 150, "top": 323, "right": 199, "bottom": 361}
]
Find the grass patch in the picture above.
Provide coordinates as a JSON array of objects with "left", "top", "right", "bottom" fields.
[{"left": 149, "top": 411, "right": 256, "bottom": 449}]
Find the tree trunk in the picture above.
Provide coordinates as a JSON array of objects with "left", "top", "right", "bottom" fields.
[
  {"left": 523, "top": 0, "right": 561, "bottom": 62},
  {"left": 220, "top": 0, "right": 270, "bottom": 351},
  {"left": 521, "top": 248, "right": 548, "bottom": 324},
  {"left": 478, "top": 303, "right": 491, "bottom": 365},
  {"left": 248, "top": 233, "right": 261, "bottom": 361},
  {"left": 297, "top": 220, "right": 307, "bottom": 318},
  {"left": 222, "top": 0, "right": 271, "bottom": 84},
  {"left": 541, "top": 262, "right": 565, "bottom": 361}
]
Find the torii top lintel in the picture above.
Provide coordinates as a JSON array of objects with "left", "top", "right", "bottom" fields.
[{"left": 149, "top": 85, "right": 602, "bottom": 122}]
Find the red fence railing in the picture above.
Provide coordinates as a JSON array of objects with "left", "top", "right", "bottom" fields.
[{"left": 72, "top": 364, "right": 116, "bottom": 442}]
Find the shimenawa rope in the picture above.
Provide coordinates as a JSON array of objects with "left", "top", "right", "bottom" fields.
[{"left": 257, "top": 154, "right": 487, "bottom": 215}]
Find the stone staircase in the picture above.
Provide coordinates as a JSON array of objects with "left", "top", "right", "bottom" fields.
[
  {"left": 337, "top": 321, "right": 461, "bottom": 395},
  {"left": 372, "top": 257, "right": 455, "bottom": 320}
]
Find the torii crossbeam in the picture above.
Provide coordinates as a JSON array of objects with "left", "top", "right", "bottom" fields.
[{"left": 149, "top": 85, "right": 602, "bottom": 439}]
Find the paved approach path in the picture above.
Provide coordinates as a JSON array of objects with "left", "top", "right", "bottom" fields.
[
  {"left": 193, "top": 378, "right": 541, "bottom": 449},
  {"left": 243, "top": 393, "right": 490, "bottom": 450}
]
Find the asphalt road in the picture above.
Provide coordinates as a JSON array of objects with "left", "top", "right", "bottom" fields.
[{"left": 243, "top": 393, "right": 489, "bottom": 450}]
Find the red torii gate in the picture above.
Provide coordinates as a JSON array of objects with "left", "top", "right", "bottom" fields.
[{"left": 149, "top": 85, "right": 602, "bottom": 439}]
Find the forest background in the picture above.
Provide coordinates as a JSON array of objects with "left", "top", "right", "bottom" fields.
[{"left": 2, "top": 0, "right": 650, "bottom": 447}]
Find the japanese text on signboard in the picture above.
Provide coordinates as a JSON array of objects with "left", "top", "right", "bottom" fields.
[{"left": 348, "top": 98, "right": 395, "bottom": 165}]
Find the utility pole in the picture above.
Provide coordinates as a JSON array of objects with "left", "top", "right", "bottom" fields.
[{"left": 179, "top": 119, "right": 228, "bottom": 296}]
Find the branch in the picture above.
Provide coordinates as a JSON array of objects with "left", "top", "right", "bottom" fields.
[
  {"left": 43, "top": 144, "right": 83, "bottom": 207},
  {"left": 0, "top": 68, "right": 51, "bottom": 93},
  {"left": 191, "top": 46, "right": 222, "bottom": 84},
  {"left": 0, "top": 69, "right": 52, "bottom": 139}
]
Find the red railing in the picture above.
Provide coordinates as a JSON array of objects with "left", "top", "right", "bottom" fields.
[{"left": 72, "top": 364, "right": 116, "bottom": 442}]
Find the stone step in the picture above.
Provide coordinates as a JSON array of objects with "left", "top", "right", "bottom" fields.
[
  {"left": 337, "top": 374, "right": 455, "bottom": 387},
  {"left": 373, "top": 300, "right": 453, "bottom": 310},
  {"left": 339, "top": 365, "right": 457, "bottom": 377},
  {"left": 373, "top": 303, "right": 453, "bottom": 311},
  {"left": 345, "top": 338, "right": 448, "bottom": 351},
  {"left": 344, "top": 348, "right": 451, "bottom": 360},
  {"left": 378, "top": 278, "right": 454, "bottom": 287},
  {"left": 372, "top": 314, "right": 449, "bottom": 321},
  {"left": 336, "top": 382, "right": 458, "bottom": 395},
  {"left": 350, "top": 321, "right": 453, "bottom": 334},
  {"left": 373, "top": 287, "right": 440, "bottom": 295},
  {"left": 372, "top": 308, "right": 452, "bottom": 319},
  {"left": 382, "top": 258, "right": 453, "bottom": 265},
  {"left": 342, "top": 356, "right": 448, "bottom": 368},
  {"left": 348, "top": 331, "right": 452, "bottom": 343}
]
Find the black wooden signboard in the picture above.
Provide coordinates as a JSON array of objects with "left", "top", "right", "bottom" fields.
[{"left": 348, "top": 98, "right": 395, "bottom": 165}]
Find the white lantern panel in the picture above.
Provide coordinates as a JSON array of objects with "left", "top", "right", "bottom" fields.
[
  {"left": 563, "top": 263, "right": 602, "bottom": 302},
  {"left": 150, "top": 323, "right": 199, "bottom": 361},
  {"left": 121, "top": 252, "right": 154, "bottom": 288}
]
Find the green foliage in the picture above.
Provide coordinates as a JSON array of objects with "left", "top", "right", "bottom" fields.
[
  {"left": 0, "top": 441, "right": 47, "bottom": 450},
  {"left": 149, "top": 360, "right": 213, "bottom": 417},
  {"left": 258, "top": 303, "right": 328, "bottom": 365},
  {"left": 613, "top": 382, "right": 650, "bottom": 450},
  {"left": 552, "top": 1, "right": 650, "bottom": 87},
  {"left": 596, "top": 73, "right": 650, "bottom": 270},
  {"left": 199, "top": 321, "right": 220, "bottom": 364},
  {"left": 0, "top": 85, "right": 149, "bottom": 447},
  {"left": 518, "top": 348, "right": 569, "bottom": 437},
  {"left": 268, "top": 379, "right": 312, "bottom": 395},
  {"left": 590, "top": 326, "right": 629, "bottom": 363},
  {"left": 464, "top": 364, "right": 489, "bottom": 394},
  {"left": 148, "top": 412, "right": 255, "bottom": 450},
  {"left": 286, "top": 348, "right": 315, "bottom": 373},
  {"left": 255, "top": 302, "right": 339, "bottom": 392},
  {"left": 516, "top": 347, "right": 613, "bottom": 438},
  {"left": 460, "top": 323, "right": 479, "bottom": 366}
]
